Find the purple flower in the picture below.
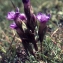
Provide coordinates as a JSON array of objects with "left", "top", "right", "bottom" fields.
[
  {"left": 7, "top": 11, "right": 26, "bottom": 20},
  {"left": 7, "top": 11, "right": 15, "bottom": 20},
  {"left": 36, "top": 13, "right": 50, "bottom": 22},
  {"left": 19, "top": 13, "right": 27, "bottom": 20},
  {"left": 7, "top": 8, "right": 26, "bottom": 21},
  {"left": 10, "top": 22, "right": 18, "bottom": 29},
  {"left": 22, "top": 0, "right": 29, "bottom": 3}
]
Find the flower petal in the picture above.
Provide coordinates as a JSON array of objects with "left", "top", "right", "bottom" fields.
[
  {"left": 19, "top": 13, "right": 27, "bottom": 20},
  {"left": 7, "top": 11, "right": 15, "bottom": 20},
  {"left": 10, "top": 22, "right": 18, "bottom": 29},
  {"left": 36, "top": 13, "right": 50, "bottom": 22}
]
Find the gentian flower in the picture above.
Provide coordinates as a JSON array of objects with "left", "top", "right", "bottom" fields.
[
  {"left": 37, "top": 13, "right": 50, "bottom": 53},
  {"left": 7, "top": 8, "right": 26, "bottom": 21},
  {"left": 36, "top": 13, "right": 50, "bottom": 22},
  {"left": 7, "top": 12, "right": 26, "bottom": 21},
  {"left": 10, "top": 22, "right": 18, "bottom": 29}
]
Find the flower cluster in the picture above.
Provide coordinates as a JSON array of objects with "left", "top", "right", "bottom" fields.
[{"left": 7, "top": 0, "right": 50, "bottom": 57}]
